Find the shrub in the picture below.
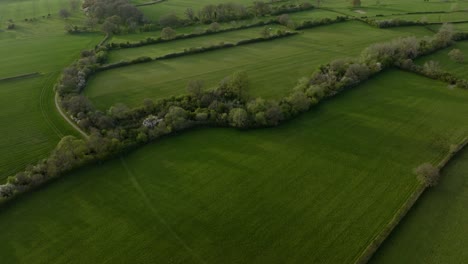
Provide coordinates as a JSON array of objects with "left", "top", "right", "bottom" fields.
[
  {"left": 414, "top": 163, "right": 440, "bottom": 187},
  {"left": 161, "top": 27, "right": 177, "bottom": 40},
  {"left": 448, "top": 49, "right": 465, "bottom": 63}
]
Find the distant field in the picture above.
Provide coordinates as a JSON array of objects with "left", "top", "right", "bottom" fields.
[
  {"left": 428, "top": 22, "right": 468, "bottom": 33},
  {"left": 374, "top": 12, "right": 468, "bottom": 23},
  {"left": 2, "top": 70, "right": 468, "bottom": 263},
  {"left": 86, "top": 21, "right": 432, "bottom": 110},
  {"left": 107, "top": 25, "right": 288, "bottom": 63},
  {"left": 0, "top": 19, "right": 101, "bottom": 180},
  {"left": 370, "top": 146, "right": 468, "bottom": 264},
  {"left": 136, "top": 0, "right": 257, "bottom": 20},
  {"left": 322, "top": 0, "right": 468, "bottom": 17},
  {"left": 416, "top": 41, "right": 468, "bottom": 80},
  {"left": 0, "top": 0, "right": 73, "bottom": 21}
]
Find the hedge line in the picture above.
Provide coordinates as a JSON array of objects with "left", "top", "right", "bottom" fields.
[
  {"left": 354, "top": 138, "right": 468, "bottom": 264},
  {"left": 0, "top": 72, "right": 41, "bottom": 82}
]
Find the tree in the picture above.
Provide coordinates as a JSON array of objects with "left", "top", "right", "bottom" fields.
[
  {"left": 102, "top": 15, "right": 121, "bottom": 34},
  {"left": 185, "top": 8, "right": 195, "bottom": 21},
  {"left": 448, "top": 49, "right": 465, "bottom": 63},
  {"left": 209, "top": 22, "right": 221, "bottom": 32},
  {"left": 433, "top": 23, "right": 454, "bottom": 48},
  {"left": 229, "top": 108, "right": 249, "bottom": 127},
  {"left": 253, "top": 1, "right": 271, "bottom": 16},
  {"left": 59, "top": 8, "right": 71, "bottom": 19},
  {"left": 165, "top": 106, "right": 189, "bottom": 131},
  {"left": 0, "top": 184, "right": 15, "bottom": 198},
  {"left": 260, "top": 26, "right": 271, "bottom": 38},
  {"left": 423, "top": 60, "right": 441, "bottom": 76},
  {"left": 414, "top": 163, "right": 440, "bottom": 187},
  {"left": 187, "top": 80, "right": 204, "bottom": 98},
  {"left": 70, "top": 0, "right": 80, "bottom": 12},
  {"left": 161, "top": 27, "right": 177, "bottom": 40},
  {"left": 85, "top": 17, "right": 99, "bottom": 30},
  {"left": 278, "top": 14, "right": 291, "bottom": 26},
  {"left": 352, "top": 0, "right": 361, "bottom": 7},
  {"left": 159, "top": 13, "right": 181, "bottom": 27}
]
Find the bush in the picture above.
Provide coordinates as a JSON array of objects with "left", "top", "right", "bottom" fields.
[
  {"left": 414, "top": 163, "right": 440, "bottom": 187},
  {"left": 448, "top": 49, "right": 465, "bottom": 63}
]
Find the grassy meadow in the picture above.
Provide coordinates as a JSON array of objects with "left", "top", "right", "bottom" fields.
[
  {"left": 0, "top": 0, "right": 70, "bottom": 21},
  {"left": 0, "top": 18, "right": 101, "bottom": 180},
  {"left": 322, "top": 0, "right": 468, "bottom": 17},
  {"left": 416, "top": 40, "right": 468, "bottom": 80},
  {"left": 370, "top": 146, "right": 468, "bottom": 264},
  {"left": 374, "top": 12, "right": 468, "bottom": 23},
  {"left": 107, "top": 24, "right": 288, "bottom": 63},
  {"left": 2, "top": 70, "right": 468, "bottom": 263},
  {"left": 86, "top": 21, "right": 432, "bottom": 110}
]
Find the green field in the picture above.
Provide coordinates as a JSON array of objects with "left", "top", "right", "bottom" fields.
[
  {"left": 86, "top": 21, "right": 432, "bottom": 110},
  {"left": 322, "top": 0, "right": 468, "bottom": 17},
  {"left": 416, "top": 40, "right": 468, "bottom": 80},
  {"left": 136, "top": 0, "right": 258, "bottom": 21},
  {"left": 107, "top": 24, "right": 288, "bottom": 63},
  {"left": 0, "top": 19, "right": 101, "bottom": 180},
  {"left": 0, "top": 0, "right": 70, "bottom": 20},
  {"left": 374, "top": 12, "right": 468, "bottom": 23},
  {"left": 2, "top": 70, "right": 468, "bottom": 263},
  {"left": 0, "top": 74, "right": 78, "bottom": 181},
  {"left": 370, "top": 145, "right": 468, "bottom": 264}
]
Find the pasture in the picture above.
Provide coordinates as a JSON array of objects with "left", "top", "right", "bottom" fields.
[
  {"left": 0, "top": 74, "right": 77, "bottom": 181},
  {"left": 0, "top": 0, "right": 76, "bottom": 21},
  {"left": 416, "top": 40, "right": 468, "bottom": 80},
  {"left": 107, "top": 24, "right": 288, "bottom": 63},
  {"left": 322, "top": 0, "right": 468, "bottom": 17},
  {"left": 370, "top": 146, "right": 468, "bottom": 264},
  {"left": 2, "top": 70, "right": 468, "bottom": 263},
  {"left": 86, "top": 21, "right": 432, "bottom": 110},
  {"left": 0, "top": 19, "right": 101, "bottom": 180},
  {"left": 374, "top": 12, "right": 468, "bottom": 23}
]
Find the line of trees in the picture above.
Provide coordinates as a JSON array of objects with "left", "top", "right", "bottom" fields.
[{"left": 0, "top": 24, "right": 460, "bottom": 203}]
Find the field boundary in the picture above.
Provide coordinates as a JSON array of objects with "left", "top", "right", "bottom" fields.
[
  {"left": 0, "top": 72, "right": 41, "bottom": 82},
  {"left": 354, "top": 137, "right": 468, "bottom": 264},
  {"left": 54, "top": 93, "right": 89, "bottom": 139}
]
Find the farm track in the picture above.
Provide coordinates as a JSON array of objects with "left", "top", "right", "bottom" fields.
[
  {"left": 120, "top": 157, "right": 207, "bottom": 264},
  {"left": 39, "top": 72, "right": 64, "bottom": 139}
]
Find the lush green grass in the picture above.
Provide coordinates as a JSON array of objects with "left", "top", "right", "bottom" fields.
[
  {"left": 374, "top": 12, "right": 468, "bottom": 23},
  {"left": 86, "top": 21, "right": 433, "bottom": 110},
  {"left": 0, "top": 0, "right": 75, "bottom": 21},
  {"left": 2, "top": 70, "right": 468, "bottom": 263},
  {"left": 0, "top": 19, "right": 101, "bottom": 180},
  {"left": 0, "top": 74, "right": 78, "bottom": 181},
  {"left": 416, "top": 40, "right": 468, "bottom": 80},
  {"left": 370, "top": 144, "right": 468, "bottom": 264},
  {"left": 322, "top": 0, "right": 468, "bottom": 17},
  {"left": 137, "top": 0, "right": 258, "bottom": 21},
  {"left": 107, "top": 25, "right": 288, "bottom": 63}
]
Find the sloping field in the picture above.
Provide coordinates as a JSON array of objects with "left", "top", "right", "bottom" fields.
[
  {"left": 322, "top": 0, "right": 468, "bottom": 17},
  {"left": 370, "top": 146, "right": 468, "bottom": 264},
  {"left": 0, "top": 0, "right": 70, "bottom": 20},
  {"left": 86, "top": 21, "right": 432, "bottom": 110},
  {"left": 0, "top": 74, "right": 77, "bottom": 181},
  {"left": 136, "top": 0, "right": 258, "bottom": 20},
  {"left": 416, "top": 40, "right": 468, "bottom": 79},
  {"left": 0, "top": 20, "right": 101, "bottom": 180},
  {"left": 107, "top": 24, "right": 288, "bottom": 63},
  {"left": 374, "top": 12, "right": 468, "bottom": 23},
  {"left": 2, "top": 70, "right": 468, "bottom": 263}
]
